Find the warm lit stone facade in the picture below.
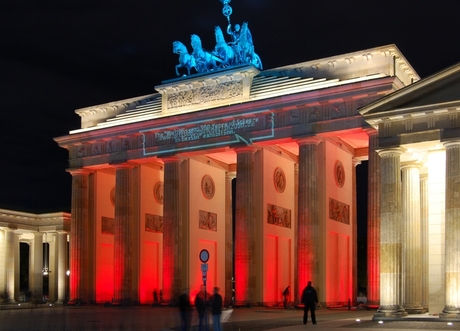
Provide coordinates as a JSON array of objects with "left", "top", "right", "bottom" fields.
[
  {"left": 54, "top": 44, "right": 420, "bottom": 309},
  {"left": 0, "top": 209, "right": 70, "bottom": 303}
]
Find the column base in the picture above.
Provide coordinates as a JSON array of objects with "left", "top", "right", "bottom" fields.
[
  {"left": 440, "top": 306, "right": 460, "bottom": 321},
  {"left": 403, "top": 305, "right": 426, "bottom": 314},
  {"left": 374, "top": 305, "right": 407, "bottom": 320}
]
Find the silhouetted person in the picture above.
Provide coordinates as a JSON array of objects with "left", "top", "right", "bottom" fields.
[
  {"left": 178, "top": 290, "right": 191, "bottom": 331},
  {"left": 195, "top": 286, "right": 210, "bottom": 331},
  {"left": 282, "top": 286, "right": 290, "bottom": 309},
  {"left": 211, "top": 287, "right": 223, "bottom": 331},
  {"left": 301, "top": 281, "right": 318, "bottom": 325}
]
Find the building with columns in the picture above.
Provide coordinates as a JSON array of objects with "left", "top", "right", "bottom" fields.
[
  {"left": 54, "top": 44, "right": 421, "bottom": 308},
  {"left": 0, "top": 209, "right": 70, "bottom": 303},
  {"left": 360, "top": 62, "right": 460, "bottom": 319}
]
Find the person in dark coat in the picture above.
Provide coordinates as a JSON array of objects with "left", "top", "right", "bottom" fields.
[
  {"left": 301, "top": 281, "right": 318, "bottom": 325},
  {"left": 178, "top": 289, "right": 191, "bottom": 331},
  {"left": 211, "top": 287, "right": 223, "bottom": 331},
  {"left": 282, "top": 286, "right": 290, "bottom": 309},
  {"left": 195, "top": 286, "right": 210, "bottom": 331}
]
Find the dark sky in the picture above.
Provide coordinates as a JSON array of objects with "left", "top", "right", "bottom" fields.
[{"left": 1, "top": 0, "right": 460, "bottom": 213}]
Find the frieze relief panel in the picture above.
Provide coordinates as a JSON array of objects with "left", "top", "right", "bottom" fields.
[
  {"left": 267, "top": 203, "right": 291, "bottom": 229},
  {"left": 199, "top": 210, "right": 217, "bottom": 232},
  {"left": 328, "top": 198, "right": 350, "bottom": 225},
  {"left": 167, "top": 80, "right": 243, "bottom": 110},
  {"left": 145, "top": 213, "right": 163, "bottom": 233}
]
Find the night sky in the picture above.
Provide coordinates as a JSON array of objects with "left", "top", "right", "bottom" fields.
[{"left": 1, "top": 0, "right": 460, "bottom": 213}]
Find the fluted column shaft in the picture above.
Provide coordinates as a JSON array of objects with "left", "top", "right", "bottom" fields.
[
  {"left": 4, "top": 229, "right": 16, "bottom": 303},
  {"left": 352, "top": 158, "right": 361, "bottom": 305},
  {"left": 441, "top": 141, "right": 460, "bottom": 317},
  {"left": 113, "top": 164, "right": 133, "bottom": 304},
  {"left": 32, "top": 232, "right": 44, "bottom": 302},
  {"left": 162, "top": 157, "right": 183, "bottom": 302},
  {"left": 225, "top": 172, "right": 236, "bottom": 304},
  {"left": 56, "top": 232, "right": 67, "bottom": 304},
  {"left": 367, "top": 130, "right": 381, "bottom": 306},
  {"left": 377, "top": 148, "right": 406, "bottom": 316},
  {"left": 420, "top": 174, "right": 429, "bottom": 310},
  {"left": 401, "top": 162, "right": 424, "bottom": 313},
  {"left": 297, "top": 138, "right": 321, "bottom": 293},
  {"left": 234, "top": 147, "right": 256, "bottom": 305},
  {"left": 69, "top": 170, "right": 89, "bottom": 302}
]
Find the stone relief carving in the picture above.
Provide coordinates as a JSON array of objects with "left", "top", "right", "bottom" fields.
[
  {"left": 329, "top": 198, "right": 350, "bottom": 225},
  {"left": 201, "top": 175, "right": 215, "bottom": 200},
  {"left": 153, "top": 181, "right": 164, "bottom": 205},
  {"left": 334, "top": 161, "right": 345, "bottom": 188},
  {"left": 273, "top": 167, "right": 286, "bottom": 193},
  {"left": 199, "top": 210, "right": 217, "bottom": 231},
  {"left": 167, "top": 80, "right": 243, "bottom": 109},
  {"left": 267, "top": 203, "right": 291, "bottom": 229},
  {"left": 145, "top": 213, "right": 163, "bottom": 233}
]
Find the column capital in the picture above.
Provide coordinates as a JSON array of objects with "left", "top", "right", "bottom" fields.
[
  {"left": 401, "top": 160, "right": 422, "bottom": 170},
  {"left": 443, "top": 140, "right": 460, "bottom": 149},
  {"left": 226, "top": 171, "right": 236, "bottom": 180},
  {"left": 296, "top": 136, "right": 322, "bottom": 146},
  {"left": 377, "top": 147, "right": 404, "bottom": 158},
  {"left": 352, "top": 157, "right": 362, "bottom": 167},
  {"left": 364, "top": 127, "right": 379, "bottom": 136},
  {"left": 160, "top": 156, "right": 184, "bottom": 164},
  {"left": 111, "top": 162, "right": 134, "bottom": 170},
  {"left": 66, "top": 168, "right": 92, "bottom": 176},
  {"left": 234, "top": 146, "right": 258, "bottom": 154}
]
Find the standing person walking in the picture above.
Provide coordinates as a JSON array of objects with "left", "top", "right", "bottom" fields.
[
  {"left": 178, "top": 289, "right": 192, "bottom": 331},
  {"left": 301, "top": 281, "right": 318, "bottom": 325},
  {"left": 211, "top": 287, "right": 223, "bottom": 331}
]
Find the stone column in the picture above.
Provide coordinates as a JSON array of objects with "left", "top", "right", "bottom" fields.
[
  {"left": 297, "top": 137, "right": 321, "bottom": 294},
  {"left": 113, "top": 164, "right": 134, "bottom": 305},
  {"left": 366, "top": 129, "right": 381, "bottom": 307},
  {"left": 352, "top": 158, "right": 361, "bottom": 305},
  {"left": 31, "top": 232, "right": 44, "bottom": 303},
  {"left": 420, "top": 173, "right": 429, "bottom": 310},
  {"left": 294, "top": 163, "right": 299, "bottom": 302},
  {"left": 162, "top": 157, "right": 183, "bottom": 302},
  {"left": 441, "top": 141, "right": 460, "bottom": 318},
  {"left": 225, "top": 172, "right": 236, "bottom": 305},
  {"left": 56, "top": 231, "right": 68, "bottom": 304},
  {"left": 375, "top": 148, "right": 406, "bottom": 318},
  {"left": 401, "top": 161, "right": 424, "bottom": 313},
  {"left": 68, "top": 169, "right": 90, "bottom": 303},
  {"left": 234, "top": 147, "right": 256, "bottom": 305},
  {"left": 4, "top": 229, "right": 16, "bottom": 303}
]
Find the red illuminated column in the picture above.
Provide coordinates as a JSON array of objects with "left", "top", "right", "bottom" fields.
[
  {"left": 420, "top": 173, "right": 429, "bottom": 310},
  {"left": 375, "top": 148, "right": 406, "bottom": 317},
  {"left": 352, "top": 158, "right": 361, "bottom": 305},
  {"left": 441, "top": 141, "right": 460, "bottom": 318},
  {"left": 366, "top": 129, "right": 380, "bottom": 307},
  {"left": 162, "top": 157, "right": 184, "bottom": 302},
  {"left": 4, "top": 229, "right": 16, "bottom": 303},
  {"left": 225, "top": 172, "right": 236, "bottom": 304},
  {"left": 113, "top": 164, "right": 134, "bottom": 305},
  {"left": 56, "top": 231, "right": 68, "bottom": 304},
  {"left": 234, "top": 147, "right": 256, "bottom": 305},
  {"left": 297, "top": 137, "right": 321, "bottom": 298},
  {"left": 401, "top": 161, "right": 424, "bottom": 313},
  {"left": 68, "top": 169, "right": 90, "bottom": 303}
]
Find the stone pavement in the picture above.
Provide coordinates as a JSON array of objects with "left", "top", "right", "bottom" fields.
[{"left": 0, "top": 303, "right": 458, "bottom": 331}]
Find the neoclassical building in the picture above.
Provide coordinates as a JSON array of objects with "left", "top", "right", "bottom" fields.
[
  {"left": 54, "top": 44, "right": 420, "bottom": 309},
  {"left": 0, "top": 209, "right": 70, "bottom": 303}
]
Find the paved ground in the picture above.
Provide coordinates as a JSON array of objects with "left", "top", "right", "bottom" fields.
[{"left": 0, "top": 303, "right": 458, "bottom": 331}]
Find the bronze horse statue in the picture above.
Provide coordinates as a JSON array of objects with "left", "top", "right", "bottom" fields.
[{"left": 172, "top": 41, "right": 196, "bottom": 76}]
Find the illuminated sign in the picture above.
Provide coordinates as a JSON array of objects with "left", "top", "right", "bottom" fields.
[{"left": 140, "top": 109, "right": 274, "bottom": 155}]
